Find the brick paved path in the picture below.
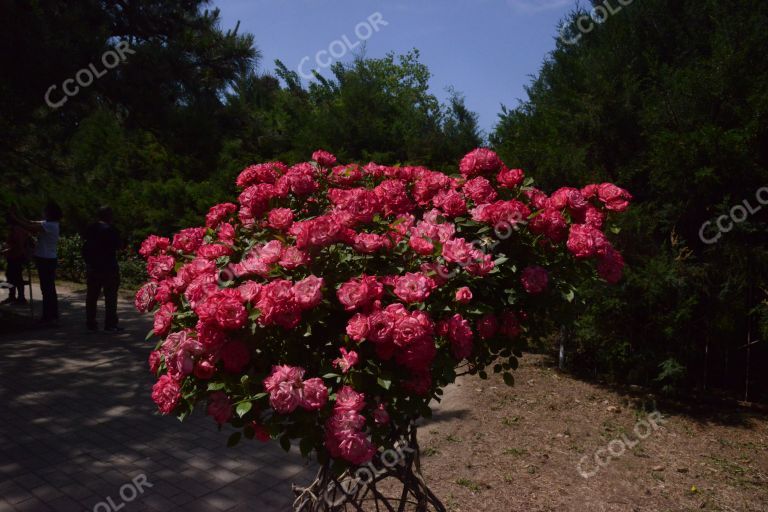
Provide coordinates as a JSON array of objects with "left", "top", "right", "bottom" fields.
[{"left": 0, "top": 285, "right": 314, "bottom": 512}]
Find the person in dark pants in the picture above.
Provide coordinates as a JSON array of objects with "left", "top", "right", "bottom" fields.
[
  {"left": 83, "top": 206, "right": 123, "bottom": 332},
  {"left": 2, "top": 213, "right": 31, "bottom": 305},
  {"left": 11, "top": 203, "right": 62, "bottom": 325}
]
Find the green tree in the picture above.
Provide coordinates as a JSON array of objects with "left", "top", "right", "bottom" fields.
[{"left": 491, "top": 0, "right": 768, "bottom": 398}]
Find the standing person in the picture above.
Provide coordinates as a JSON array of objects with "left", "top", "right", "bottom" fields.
[
  {"left": 2, "top": 213, "right": 31, "bottom": 305},
  {"left": 82, "top": 206, "right": 123, "bottom": 331},
  {"left": 11, "top": 202, "right": 62, "bottom": 325}
]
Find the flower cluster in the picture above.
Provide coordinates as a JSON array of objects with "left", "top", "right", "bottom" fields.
[{"left": 137, "top": 148, "right": 630, "bottom": 467}]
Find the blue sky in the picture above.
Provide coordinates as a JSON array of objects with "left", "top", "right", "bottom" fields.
[{"left": 212, "top": 0, "right": 579, "bottom": 135}]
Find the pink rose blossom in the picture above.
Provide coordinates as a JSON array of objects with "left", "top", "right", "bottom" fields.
[
  {"left": 301, "top": 378, "right": 329, "bottom": 411},
  {"left": 338, "top": 433, "right": 377, "bottom": 465},
  {"left": 264, "top": 365, "right": 305, "bottom": 414},
  {"left": 194, "top": 358, "right": 216, "bottom": 380},
  {"left": 147, "top": 255, "right": 175, "bottom": 281},
  {"left": 442, "top": 314, "right": 473, "bottom": 360},
  {"left": 312, "top": 149, "right": 337, "bottom": 167},
  {"left": 206, "top": 203, "right": 237, "bottom": 228},
  {"left": 335, "top": 386, "right": 366, "bottom": 412},
  {"left": 333, "top": 348, "right": 359, "bottom": 374},
  {"left": 597, "top": 246, "right": 625, "bottom": 284},
  {"left": 459, "top": 148, "right": 502, "bottom": 177},
  {"left": 499, "top": 311, "right": 522, "bottom": 338},
  {"left": 236, "top": 162, "right": 286, "bottom": 188},
  {"left": 267, "top": 208, "right": 294, "bottom": 231},
  {"left": 135, "top": 282, "right": 158, "bottom": 313},
  {"left": 353, "top": 233, "right": 390, "bottom": 254},
  {"left": 497, "top": 167, "right": 524, "bottom": 188},
  {"left": 293, "top": 275, "right": 324, "bottom": 310},
  {"left": 207, "top": 392, "right": 233, "bottom": 425},
  {"left": 567, "top": 224, "right": 610, "bottom": 259},
  {"left": 336, "top": 275, "right": 382, "bottom": 311},
  {"left": 392, "top": 273, "right": 436, "bottom": 303},
  {"left": 373, "top": 403, "right": 390, "bottom": 425},
  {"left": 521, "top": 266, "right": 549, "bottom": 294},
  {"left": 597, "top": 183, "right": 632, "bottom": 212},
  {"left": 152, "top": 375, "right": 181, "bottom": 415},
  {"left": 462, "top": 177, "right": 498, "bottom": 204},
  {"left": 455, "top": 287, "right": 473, "bottom": 304},
  {"left": 140, "top": 235, "right": 170, "bottom": 258},
  {"left": 153, "top": 302, "right": 176, "bottom": 336},
  {"left": 529, "top": 208, "right": 569, "bottom": 243},
  {"left": 172, "top": 227, "right": 206, "bottom": 254},
  {"left": 214, "top": 295, "right": 248, "bottom": 330},
  {"left": 477, "top": 313, "right": 499, "bottom": 339},
  {"left": 148, "top": 351, "right": 161, "bottom": 374},
  {"left": 346, "top": 313, "right": 370, "bottom": 342}
]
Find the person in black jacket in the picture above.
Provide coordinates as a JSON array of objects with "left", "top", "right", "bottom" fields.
[{"left": 83, "top": 206, "right": 123, "bottom": 331}]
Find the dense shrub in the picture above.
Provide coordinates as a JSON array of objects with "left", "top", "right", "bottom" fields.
[{"left": 136, "top": 148, "right": 629, "bottom": 464}]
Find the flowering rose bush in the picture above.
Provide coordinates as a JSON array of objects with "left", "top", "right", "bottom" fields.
[{"left": 137, "top": 148, "right": 630, "bottom": 469}]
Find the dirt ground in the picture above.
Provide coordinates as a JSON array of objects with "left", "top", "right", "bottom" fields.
[{"left": 418, "top": 355, "right": 768, "bottom": 512}]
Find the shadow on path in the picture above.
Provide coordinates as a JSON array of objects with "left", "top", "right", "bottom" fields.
[{"left": 0, "top": 285, "right": 314, "bottom": 512}]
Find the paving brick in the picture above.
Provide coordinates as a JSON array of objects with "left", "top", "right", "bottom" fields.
[
  {"left": 0, "top": 288, "right": 316, "bottom": 511},
  {"left": 11, "top": 496, "right": 53, "bottom": 512}
]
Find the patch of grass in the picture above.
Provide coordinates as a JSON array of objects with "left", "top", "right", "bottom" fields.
[
  {"left": 445, "top": 434, "right": 461, "bottom": 443},
  {"left": 601, "top": 420, "right": 627, "bottom": 438},
  {"left": 717, "top": 437, "right": 735, "bottom": 448},
  {"left": 444, "top": 495, "right": 459, "bottom": 512},
  {"left": 704, "top": 455, "right": 746, "bottom": 476},
  {"left": 423, "top": 447, "right": 440, "bottom": 457},
  {"left": 502, "top": 416, "right": 520, "bottom": 427},
  {"left": 503, "top": 447, "right": 528, "bottom": 457},
  {"left": 455, "top": 478, "right": 490, "bottom": 492}
]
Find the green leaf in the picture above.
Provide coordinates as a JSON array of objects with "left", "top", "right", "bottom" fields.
[
  {"left": 299, "top": 437, "right": 314, "bottom": 457},
  {"left": 322, "top": 373, "right": 340, "bottom": 379},
  {"left": 236, "top": 401, "right": 252, "bottom": 418},
  {"left": 377, "top": 377, "right": 392, "bottom": 390},
  {"left": 227, "top": 432, "right": 241, "bottom": 447},
  {"left": 503, "top": 372, "right": 515, "bottom": 387},
  {"left": 207, "top": 382, "right": 226, "bottom": 391},
  {"left": 280, "top": 435, "right": 291, "bottom": 452}
]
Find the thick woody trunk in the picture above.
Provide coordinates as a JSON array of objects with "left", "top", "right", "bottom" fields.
[{"left": 292, "top": 425, "right": 445, "bottom": 512}]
